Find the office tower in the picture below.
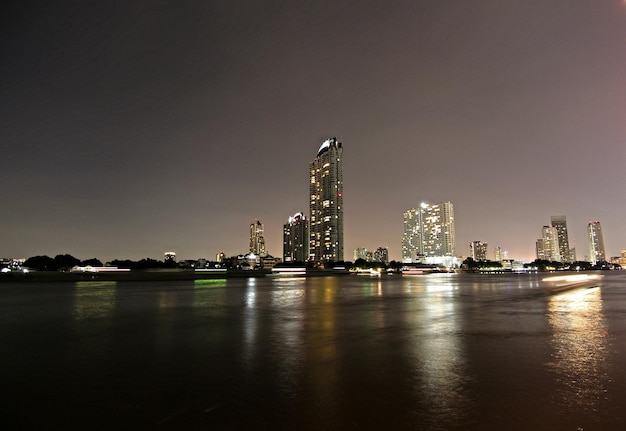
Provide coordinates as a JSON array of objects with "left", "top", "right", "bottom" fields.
[
  {"left": 283, "top": 212, "right": 308, "bottom": 263},
  {"left": 402, "top": 202, "right": 455, "bottom": 262},
  {"left": 536, "top": 239, "right": 546, "bottom": 260},
  {"left": 550, "top": 215, "right": 572, "bottom": 263},
  {"left": 250, "top": 220, "right": 267, "bottom": 256},
  {"left": 541, "top": 225, "right": 561, "bottom": 262},
  {"left": 470, "top": 241, "right": 488, "bottom": 261},
  {"left": 309, "top": 137, "right": 343, "bottom": 263},
  {"left": 374, "top": 247, "right": 389, "bottom": 264},
  {"left": 588, "top": 221, "right": 606, "bottom": 264},
  {"left": 494, "top": 246, "right": 507, "bottom": 262}
]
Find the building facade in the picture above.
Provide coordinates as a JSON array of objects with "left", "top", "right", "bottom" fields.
[
  {"left": 588, "top": 221, "right": 606, "bottom": 264},
  {"left": 493, "top": 246, "right": 508, "bottom": 262},
  {"left": 283, "top": 212, "right": 309, "bottom": 263},
  {"left": 402, "top": 202, "right": 455, "bottom": 263},
  {"left": 374, "top": 247, "right": 389, "bottom": 264},
  {"left": 470, "top": 241, "right": 488, "bottom": 261},
  {"left": 540, "top": 225, "right": 561, "bottom": 262},
  {"left": 164, "top": 251, "right": 176, "bottom": 263},
  {"left": 354, "top": 247, "right": 371, "bottom": 262},
  {"left": 550, "top": 215, "right": 572, "bottom": 263},
  {"left": 250, "top": 220, "right": 267, "bottom": 257},
  {"left": 309, "top": 138, "right": 344, "bottom": 263}
]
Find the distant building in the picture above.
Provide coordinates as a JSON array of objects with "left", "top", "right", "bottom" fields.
[
  {"left": 309, "top": 137, "right": 344, "bottom": 263},
  {"left": 588, "top": 221, "right": 606, "bottom": 264},
  {"left": 550, "top": 215, "right": 572, "bottom": 263},
  {"left": 540, "top": 225, "right": 561, "bottom": 262},
  {"left": 354, "top": 247, "right": 370, "bottom": 261},
  {"left": 237, "top": 252, "right": 281, "bottom": 270},
  {"left": 493, "top": 246, "right": 508, "bottom": 262},
  {"left": 611, "top": 250, "right": 626, "bottom": 268},
  {"left": 250, "top": 220, "right": 267, "bottom": 257},
  {"left": 283, "top": 212, "right": 308, "bottom": 262},
  {"left": 164, "top": 251, "right": 176, "bottom": 262},
  {"left": 402, "top": 201, "right": 456, "bottom": 265},
  {"left": 373, "top": 247, "right": 389, "bottom": 264},
  {"left": 535, "top": 239, "right": 546, "bottom": 260},
  {"left": 470, "top": 241, "right": 488, "bottom": 261},
  {"left": 216, "top": 252, "right": 225, "bottom": 263}
]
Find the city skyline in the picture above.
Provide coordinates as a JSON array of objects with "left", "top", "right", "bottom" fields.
[{"left": 2, "top": 2, "right": 625, "bottom": 263}]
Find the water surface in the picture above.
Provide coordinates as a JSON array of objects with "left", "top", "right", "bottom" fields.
[{"left": 2, "top": 272, "right": 626, "bottom": 429}]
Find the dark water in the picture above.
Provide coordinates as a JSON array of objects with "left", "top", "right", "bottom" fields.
[{"left": 2, "top": 272, "right": 626, "bottom": 430}]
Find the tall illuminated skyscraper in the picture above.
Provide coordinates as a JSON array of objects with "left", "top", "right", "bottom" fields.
[
  {"left": 250, "top": 220, "right": 267, "bottom": 257},
  {"left": 283, "top": 212, "right": 308, "bottom": 263},
  {"left": 541, "top": 225, "right": 561, "bottom": 262},
  {"left": 588, "top": 221, "right": 606, "bottom": 264},
  {"left": 309, "top": 138, "right": 343, "bottom": 263},
  {"left": 402, "top": 202, "right": 455, "bottom": 263},
  {"left": 550, "top": 215, "right": 572, "bottom": 263}
]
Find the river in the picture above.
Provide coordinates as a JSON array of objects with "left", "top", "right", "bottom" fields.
[{"left": 2, "top": 272, "right": 626, "bottom": 430}]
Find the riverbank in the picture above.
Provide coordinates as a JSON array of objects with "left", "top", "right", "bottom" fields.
[{"left": 0, "top": 268, "right": 350, "bottom": 282}]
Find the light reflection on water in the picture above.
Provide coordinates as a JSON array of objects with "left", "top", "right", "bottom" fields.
[
  {"left": 5, "top": 274, "right": 626, "bottom": 429},
  {"left": 72, "top": 281, "right": 117, "bottom": 322},
  {"left": 408, "top": 277, "right": 473, "bottom": 429},
  {"left": 547, "top": 287, "right": 610, "bottom": 420}
]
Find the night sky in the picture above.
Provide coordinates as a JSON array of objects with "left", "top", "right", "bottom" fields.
[{"left": 2, "top": 1, "right": 625, "bottom": 263}]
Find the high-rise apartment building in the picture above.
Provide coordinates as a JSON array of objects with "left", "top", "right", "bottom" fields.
[
  {"left": 494, "top": 246, "right": 508, "bottom": 262},
  {"left": 309, "top": 138, "right": 343, "bottom": 263},
  {"left": 250, "top": 220, "right": 267, "bottom": 256},
  {"left": 402, "top": 202, "right": 455, "bottom": 263},
  {"left": 540, "top": 225, "right": 561, "bottom": 262},
  {"left": 283, "top": 212, "right": 308, "bottom": 263},
  {"left": 354, "top": 247, "right": 371, "bottom": 261},
  {"left": 374, "top": 247, "right": 389, "bottom": 264},
  {"left": 550, "top": 215, "right": 572, "bottom": 263},
  {"left": 536, "top": 239, "right": 546, "bottom": 260},
  {"left": 470, "top": 241, "right": 488, "bottom": 261},
  {"left": 588, "top": 221, "right": 606, "bottom": 264}
]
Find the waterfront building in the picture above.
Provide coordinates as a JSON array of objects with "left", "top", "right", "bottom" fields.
[
  {"left": 164, "top": 251, "right": 176, "bottom": 263},
  {"left": 309, "top": 137, "right": 344, "bottom": 263},
  {"left": 588, "top": 221, "right": 606, "bottom": 264},
  {"left": 470, "top": 241, "right": 488, "bottom": 261},
  {"left": 535, "top": 239, "right": 546, "bottom": 260},
  {"left": 354, "top": 247, "right": 370, "bottom": 261},
  {"left": 550, "top": 215, "right": 572, "bottom": 263},
  {"left": 283, "top": 212, "right": 308, "bottom": 263},
  {"left": 250, "top": 220, "right": 267, "bottom": 257},
  {"left": 610, "top": 250, "right": 626, "bottom": 268},
  {"left": 402, "top": 201, "right": 456, "bottom": 265},
  {"left": 374, "top": 247, "right": 389, "bottom": 264},
  {"left": 493, "top": 246, "right": 508, "bottom": 262},
  {"left": 540, "top": 225, "right": 561, "bottom": 262}
]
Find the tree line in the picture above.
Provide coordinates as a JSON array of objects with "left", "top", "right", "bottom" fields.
[{"left": 21, "top": 255, "right": 179, "bottom": 272}]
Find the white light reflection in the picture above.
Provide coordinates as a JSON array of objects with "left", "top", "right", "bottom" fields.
[
  {"left": 406, "top": 276, "right": 471, "bottom": 428},
  {"left": 242, "top": 277, "right": 259, "bottom": 372},
  {"left": 547, "top": 287, "right": 610, "bottom": 419},
  {"left": 268, "top": 277, "right": 306, "bottom": 400},
  {"left": 245, "top": 277, "right": 257, "bottom": 308}
]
